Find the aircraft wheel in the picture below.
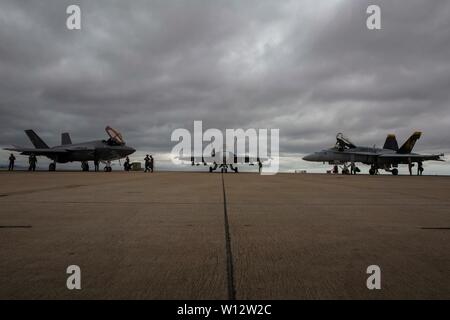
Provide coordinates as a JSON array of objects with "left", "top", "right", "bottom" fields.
[
  {"left": 392, "top": 169, "right": 398, "bottom": 176},
  {"left": 234, "top": 168, "right": 239, "bottom": 173},
  {"left": 369, "top": 168, "right": 376, "bottom": 175},
  {"left": 49, "top": 163, "right": 56, "bottom": 171},
  {"left": 209, "top": 167, "right": 213, "bottom": 173}
]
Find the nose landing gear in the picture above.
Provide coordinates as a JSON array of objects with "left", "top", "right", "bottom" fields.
[{"left": 104, "top": 161, "right": 112, "bottom": 172}]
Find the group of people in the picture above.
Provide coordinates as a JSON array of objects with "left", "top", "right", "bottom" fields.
[
  {"left": 123, "top": 154, "right": 154, "bottom": 172},
  {"left": 8, "top": 153, "right": 37, "bottom": 171},
  {"left": 409, "top": 162, "right": 424, "bottom": 176},
  {"left": 332, "top": 163, "right": 362, "bottom": 175},
  {"left": 5, "top": 153, "right": 426, "bottom": 175},
  {"left": 7, "top": 153, "right": 155, "bottom": 173}
]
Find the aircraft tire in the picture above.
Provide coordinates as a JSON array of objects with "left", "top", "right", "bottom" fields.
[
  {"left": 369, "top": 168, "right": 376, "bottom": 175},
  {"left": 392, "top": 169, "right": 398, "bottom": 176},
  {"left": 49, "top": 163, "right": 56, "bottom": 171}
]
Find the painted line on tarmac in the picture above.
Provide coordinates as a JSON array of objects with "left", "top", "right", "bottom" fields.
[
  {"left": 0, "top": 226, "right": 32, "bottom": 229},
  {"left": 221, "top": 173, "right": 236, "bottom": 300}
]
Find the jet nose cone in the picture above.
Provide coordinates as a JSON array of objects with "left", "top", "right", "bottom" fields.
[
  {"left": 302, "top": 154, "right": 313, "bottom": 161},
  {"left": 127, "top": 147, "right": 136, "bottom": 155}
]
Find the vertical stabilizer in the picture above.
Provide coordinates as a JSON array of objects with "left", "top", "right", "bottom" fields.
[
  {"left": 383, "top": 134, "right": 399, "bottom": 151},
  {"left": 398, "top": 132, "right": 422, "bottom": 154},
  {"left": 25, "top": 130, "right": 49, "bottom": 149},
  {"left": 61, "top": 133, "right": 72, "bottom": 145}
]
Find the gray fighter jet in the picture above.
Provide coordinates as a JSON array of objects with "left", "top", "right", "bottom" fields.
[
  {"left": 4, "top": 126, "right": 135, "bottom": 171},
  {"left": 303, "top": 132, "right": 444, "bottom": 175}
]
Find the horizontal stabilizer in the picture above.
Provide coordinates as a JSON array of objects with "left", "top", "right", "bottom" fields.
[{"left": 3, "top": 146, "right": 68, "bottom": 156}]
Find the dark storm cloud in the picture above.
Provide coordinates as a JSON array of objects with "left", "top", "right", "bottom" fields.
[{"left": 1, "top": 0, "right": 449, "bottom": 169}]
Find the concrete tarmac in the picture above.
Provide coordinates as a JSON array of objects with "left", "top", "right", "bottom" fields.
[{"left": 0, "top": 171, "right": 449, "bottom": 299}]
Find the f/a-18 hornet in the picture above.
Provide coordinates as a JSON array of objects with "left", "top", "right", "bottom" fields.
[
  {"left": 303, "top": 132, "right": 444, "bottom": 175},
  {"left": 4, "top": 126, "right": 135, "bottom": 171}
]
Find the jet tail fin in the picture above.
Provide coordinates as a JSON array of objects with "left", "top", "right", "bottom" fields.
[
  {"left": 25, "top": 130, "right": 49, "bottom": 149},
  {"left": 61, "top": 133, "right": 72, "bottom": 145},
  {"left": 383, "top": 134, "right": 398, "bottom": 151},
  {"left": 398, "top": 131, "right": 422, "bottom": 154}
]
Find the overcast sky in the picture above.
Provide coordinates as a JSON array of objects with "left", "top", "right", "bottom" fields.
[{"left": 0, "top": 0, "right": 449, "bottom": 173}]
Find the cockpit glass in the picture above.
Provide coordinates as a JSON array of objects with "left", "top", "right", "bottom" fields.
[
  {"left": 336, "top": 133, "right": 355, "bottom": 149},
  {"left": 105, "top": 126, "right": 125, "bottom": 145}
]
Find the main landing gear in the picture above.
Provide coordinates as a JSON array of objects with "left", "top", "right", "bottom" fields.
[
  {"left": 104, "top": 161, "right": 112, "bottom": 172},
  {"left": 369, "top": 165, "right": 379, "bottom": 176},
  {"left": 49, "top": 162, "right": 56, "bottom": 171},
  {"left": 210, "top": 164, "right": 239, "bottom": 173}
]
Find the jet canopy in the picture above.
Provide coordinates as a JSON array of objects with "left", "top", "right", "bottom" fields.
[
  {"left": 335, "top": 133, "right": 356, "bottom": 150},
  {"left": 105, "top": 126, "right": 125, "bottom": 146}
]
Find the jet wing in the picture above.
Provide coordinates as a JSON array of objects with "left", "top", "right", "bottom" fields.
[
  {"left": 176, "top": 155, "right": 222, "bottom": 163},
  {"left": 344, "top": 151, "right": 378, "bottom": 156},
  {"left": 176, "top": 155, "right": 202, "bottom": 162},
  {"left": 4, "top": 146, "right": 69, "bottom": 156},
  {"left": 233, "top": 155, "right": 269, "bottom": 163},
  {"left": 177, "top": 154, "right": 269, "bottom": 164},
  {"left": 378, "top": 153, "right": 444, "bottom": 161},
  {"left": 64, "top": 146, "right": 94, "bottom": 151}
]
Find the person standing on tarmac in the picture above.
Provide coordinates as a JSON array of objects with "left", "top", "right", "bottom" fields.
[
  {"left": 28, "top": 154, "right": 37, "bottom": 171},
  {"left": 144, "top": 154, "right": 151, "bottom": 172},
  {"left": 8, "top": 153, "right": 16, "bottom": 171},
  {"left": 149, "top": 155, "right": 154, "bottom": 173},
  {"left": 124, "top": 157, "right": 131, "bottom": 171},
  {"left": 418, "top": 162, "right": 424, "bottom": 176},
  {"left": 94, "top": 159, "right": 100, "bottom": 172},
  {"left": 350, "top": 162, "right": 356, "bottom": 175}
]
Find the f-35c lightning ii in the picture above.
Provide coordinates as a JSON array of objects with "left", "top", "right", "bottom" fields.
[{"left": 4, "top": 126, "right": 135, "bottom": 171}]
